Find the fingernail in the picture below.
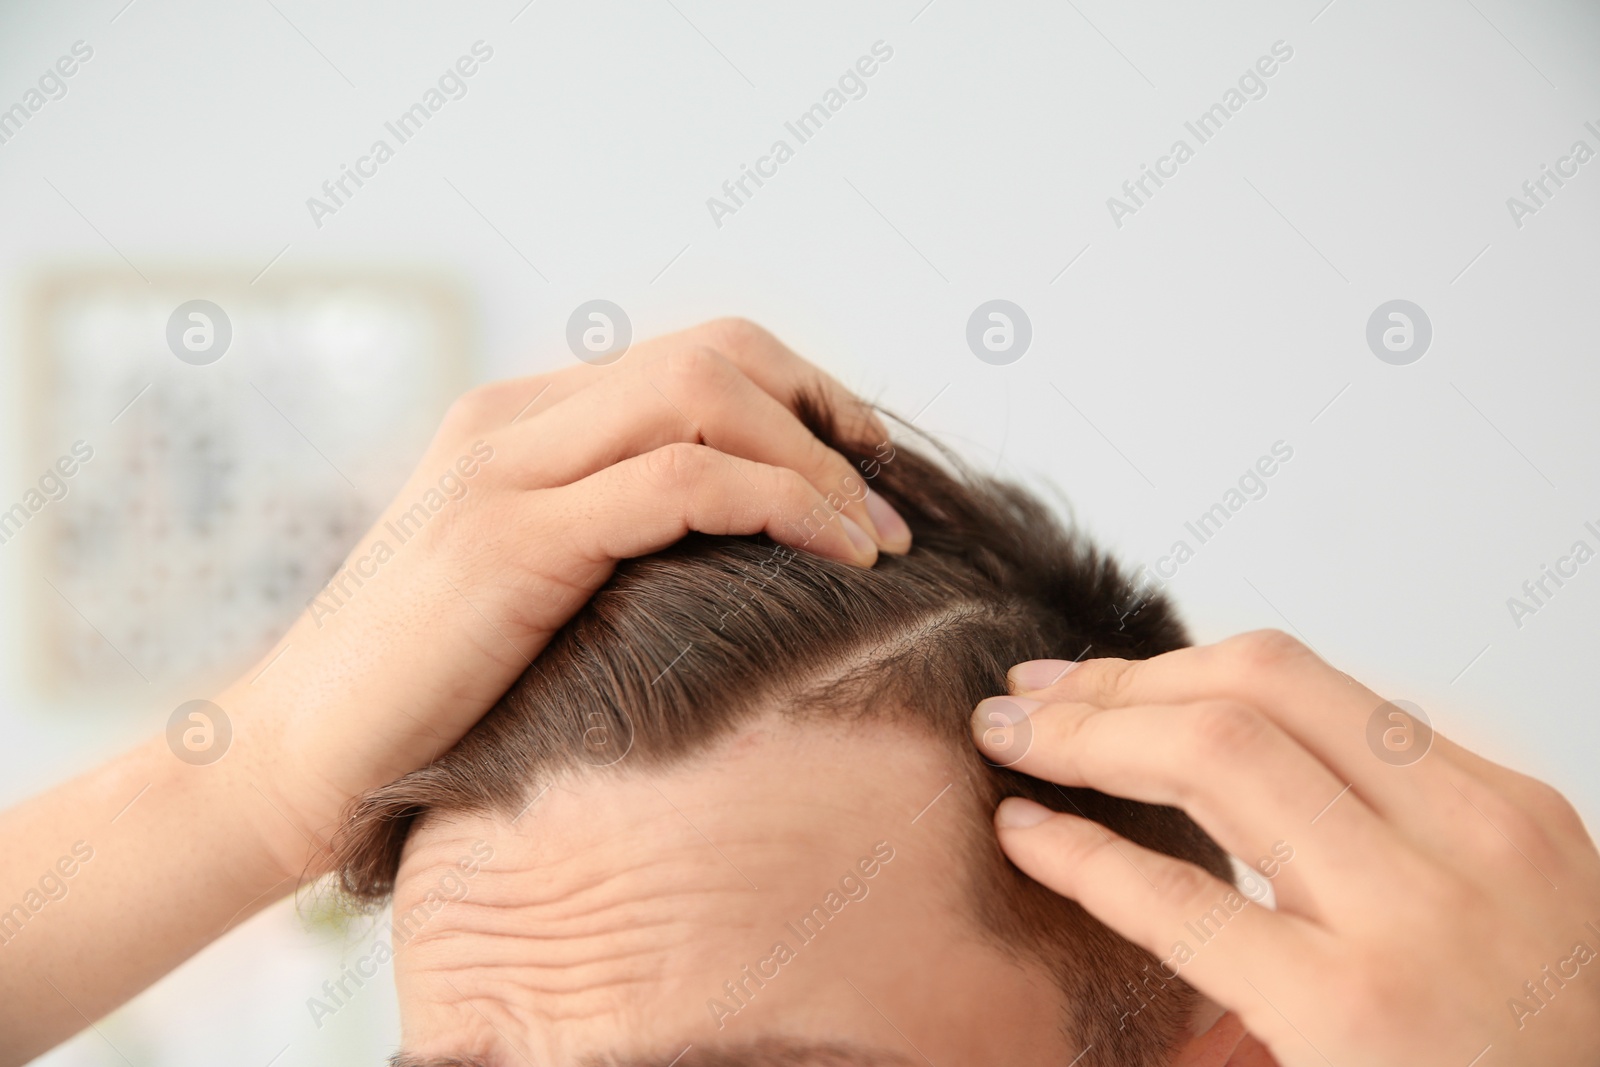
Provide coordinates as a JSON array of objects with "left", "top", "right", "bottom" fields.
[
  {"left": 975, "top": 695, "right": 1039, "bottom": 729},
  {"left": 996, "top": 797, "right": 1056, "bottom": 830},
  {"left": 863, "top": 490, "right": 912, "bottom": 553},
  {"left": 1009, "top": 659, "right": 1078, "bottom": 692},
  {"left": 839, "top": 514, "right": 877, "bottom": 563},
  {"left": 973, "top": 696, "right": 1037, "bottom": 766}
]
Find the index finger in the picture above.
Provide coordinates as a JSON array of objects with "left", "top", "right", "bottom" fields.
[
  {"left": 510, "top": 317, "right": 891, "bottom": 446},
  {"left": 680, "top": 318, "right": 892, "bottom": 447},
  {"left": 1005, "top": 631, "right": 1445, "bottom": 829},
  {"left": 1009, "top": 631, "right": 1361, "bottom": 719}
]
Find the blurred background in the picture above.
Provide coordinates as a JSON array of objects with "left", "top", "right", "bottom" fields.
[{"left": 2, "top": 0, "right": 1598, "bottom": 1062}]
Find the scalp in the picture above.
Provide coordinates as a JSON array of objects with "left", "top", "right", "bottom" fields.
[{"left": 333, "top": 397, "right": 1227, "bottom": 1067}]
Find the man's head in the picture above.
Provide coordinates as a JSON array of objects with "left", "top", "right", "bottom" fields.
[{"left": 334, "top": 401, "right": 1230, "bottom": 1066}]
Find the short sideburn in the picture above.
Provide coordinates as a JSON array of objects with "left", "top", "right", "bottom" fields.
[{"left": 333, "top": 396, "right": 1229, "bottom": 1067}]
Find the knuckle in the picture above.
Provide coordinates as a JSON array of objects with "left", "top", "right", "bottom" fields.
[
  {"left": 1487, "top": 801, "right": 1554, "bottom": 861},
  {"left": 781, "top": 473, "right": 831, "bottom": 531},
  {"left": 1225, "top": 629, "right": 1311, "bottom": 674},
  {"left": 1186, "top": 701, "right": 1271, "bottom": 761},
  {"left": 1448, "top": 779, "right": 1566, "bottom": 878},
  {"left": 655, "top": 345, "right": 734, "bottom": 393},
  {"left": 703, "top": 316, "right": 772, "bottom": 356},
  {"left": 639, "top": 442, "right": 707, "bottom": 489},
  {"left": 1146, "top": 857, "right": 1215, "bottom": 909},
  {"left": 443, "top": 381, "right": 512, "bottom": 430},
  {"left": 1054, "top": 821, "right": 1118, "bottom": 871},
  {"left": 816, "top": 443, "right": 861, "bottom": 495},
  {"left": 777, "top": 465, "right": 817, "bottom": 501},
  {"left": 1093, "top": 660, "right": 1139, "bottom": 706},
  {"left": 1523, "top": 780, "right": 1586, "bottom": 837}
]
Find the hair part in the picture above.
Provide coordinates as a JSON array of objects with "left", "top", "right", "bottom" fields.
[{"left": 334, "top": 397, "right": 1228, "bottom": 1067}]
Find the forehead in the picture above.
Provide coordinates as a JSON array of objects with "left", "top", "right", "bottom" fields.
[{"left": 391, "top": 715, "right": 1074, "bottom": 1066}]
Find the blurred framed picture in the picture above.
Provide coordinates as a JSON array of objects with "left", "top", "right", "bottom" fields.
[{"left": 18, "top": 270, "right": 468, "bottom": 698}]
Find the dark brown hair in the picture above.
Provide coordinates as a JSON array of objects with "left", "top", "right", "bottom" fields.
[{"left": 335, "top": 398, "right": 1228, "bottom": 1067}]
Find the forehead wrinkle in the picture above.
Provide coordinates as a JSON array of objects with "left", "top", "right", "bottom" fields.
[
  {"left": 400, "top": 836, "right": 735, "bottom": 906},
  {"left": 396, "top": 717, "right": 987, "bottom": 983},
  {"left": 581, "top": 1039, "right": 919, "bottom": 1066},
  {"left": 410, "top": 879, "right": 756, "bottom": 929},
  {"left": 414, "top": 961, "right": 664, "bottom": 1027},
  {"left": 405, "top": 950, "right": 664, "bottom": 1053},
  {"left": 396, "top": 717, "right": 1029, "bottom": 1061},
  {"left": 396, "top": 1038, "right": 916, "bottom": 1067},
  {"left": 402, "top": 883, "right": 762, "bottom": 978},
  {"left": 398, "top": 862, "right": 771, "bottom": 1019},
  {"left": 398, "top": 875, "right": 769, "bottom": 984},
  {"left": 397, "top": 725, "right": 966, "bottom": 916}
]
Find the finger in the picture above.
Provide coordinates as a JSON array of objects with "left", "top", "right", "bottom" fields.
[
  {"left": 992, "top": 798, "right": 1321, "bottom": 1014},
  {"left": 1433, "top": 762, "right": 1592, "bottom": 899},
  {"left": 1429, "top": 739, "right": 1592, "bottom": 846},
  {"left": 1007, "top": 633, "right": 1365, "bottom": 729},
  {"left": 543, "top": 442, "right": 879, "bottom": 567},
  {"left": 972, "top": 696, "right": 1398, "bottom": 920},
  {"left": 683, "top": 318, "right": 891, "bottom": 447},
  {"left": 498, "top": 347, "right": 910, "bottom": 552},
  {"left": 1005, "top": 633, "right": 1450, "bottom": 830},
  {"left": 1002, "top": 637, "right": 1568, "bottom": 895},
  {"left": 430, "top": 374, "right": 566, "bottom": 442},
  {"left": 526, "top": 318, "right": 892, "bottom": 446},
  {"left": 436, "top": 321, "right": 890, "bottom": 449}
]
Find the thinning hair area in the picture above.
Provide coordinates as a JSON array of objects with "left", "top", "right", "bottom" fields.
[{"left": 333, "top": 397, "right": 1231, "bottom": 1067}]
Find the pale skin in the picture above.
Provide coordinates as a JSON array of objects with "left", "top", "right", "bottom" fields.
[
  {"left": 976, "top": 636, "right": 1600, "bottom": 1067},
  {"left": 1, "top": 319, "right": 1596, "bottom": 1064},
  {"left": 0, "top": 319, "right": 910, "bottom": 1063},
  {"left": 389, "top": 716, "right": 1092, "bottom": 1066},
  {"left": 389, "top": 710, "right": 1283, "bottom": 1066}
]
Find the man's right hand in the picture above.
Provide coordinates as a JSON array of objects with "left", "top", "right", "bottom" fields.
[{"left": 975, "top": 631, "right": 1600, "bottom": 1067}]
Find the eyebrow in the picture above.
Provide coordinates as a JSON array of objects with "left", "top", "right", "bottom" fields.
[{"left": 392, "top": 1040, "right": 916, "bottom": 1067}]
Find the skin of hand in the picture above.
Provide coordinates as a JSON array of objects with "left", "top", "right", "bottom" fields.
[
  {"left": 0, "top": 318, "right": 910, "bottom": 1063},
  {"left": 971, "top": 629, "right": 1600, "bottom": 1067},
  {"left": 233, "top": 316, "right": 910, "bottom": 881}
]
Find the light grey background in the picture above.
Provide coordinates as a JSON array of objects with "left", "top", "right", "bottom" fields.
[{"left": 2, "top": 1, "right": 1597, "bottom": 1063}]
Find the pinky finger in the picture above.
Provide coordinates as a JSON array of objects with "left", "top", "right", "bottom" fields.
[
  {"left": 545, "top": 442, "right": 879, "bottom": 567},
  {"left": 994, "top": 797, "right": 1319, "bottom": 1009}
]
